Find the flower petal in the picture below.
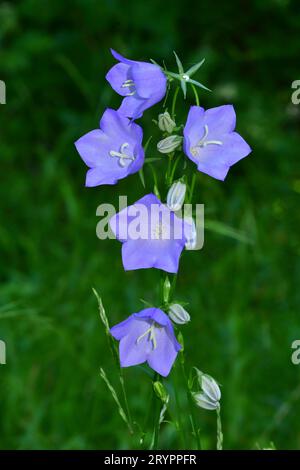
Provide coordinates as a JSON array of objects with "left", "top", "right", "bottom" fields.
[
  {"left": 75, "top": 129, "right": 109, "bottom": 167},
  {"left": 183, "top": 106, "right": 205, "bottom": 144},
  {"left": 131, "top": 62, "right": 167, "bottom": 99},
  {"left": 110, "top": 48, "right": 135, "bottom": 65},
  {"left": 196, "top": 131, "right": 251, "bottom": 180},
  {"left": 147, "top": 326, "right": 180, "bottom": 377},
  {"left": 118, "top": 94, "right": 148, "bottom": 119},
  {"left": 118, "top": 318, "right": 151, "bottom": 367},
  {"left": 85, "top": 167, "right": 118, "bottom": 187},
  {"left": 110, "top": 315, "right": 135, "bottom": 340},
  {"left": 105, "top": 62, "right": 132, "bottom": 96},
  {"left": 203, "top": 105, "right": 236, "bottom": 135}
]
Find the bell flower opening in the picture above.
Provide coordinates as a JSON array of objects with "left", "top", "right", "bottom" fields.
[
  {"left": 106, "top": 49, "right": 167, "bottom": 119},
  {"left": 110, "top": 307, "right": 182, "bottom": 377},
  {"left": 183, "top": 105, "right": 252, "bottom": 181},
  {"left": 75, "top": 108, "right": 144, "bottom": 187}
]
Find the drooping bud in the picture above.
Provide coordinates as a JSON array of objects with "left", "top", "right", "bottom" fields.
[
  {"left": 184, "top": 216, "right": 197, "bottom": 250},
  {"left": 158, "top": 111, "right": 176, "bottom": 134},
  {"left": 157, "top": 135, "right": 182, "bottom": 154},
  {"left": 167, "top": 181, "right": 186, "bottom": 211},
  {"left": 168, "top": 303, "right": 190, "bottom": 325},
  {"left": 193, "top": 369, "right": 221, "bottom": 410}
]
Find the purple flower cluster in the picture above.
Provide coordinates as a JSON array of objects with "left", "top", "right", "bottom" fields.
[{"left": 75, "top": 50, "right": 252, "bottom": 376}]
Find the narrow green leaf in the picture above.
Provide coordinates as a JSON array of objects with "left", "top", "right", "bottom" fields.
[
  {"left": 144, "top": 157, "right": 162, "bottom": 163},
  {"left": 139, "top": 168, "right": 145, "bottom": 188},
  {"left": 181, "top": 79, "right": 187, "bottom": 99},
  {"left": 205, "top": 220, "right": 253, "bottom": 244},
  {"left": 173, "top": 51, "right": 184, "bottom": 74},
  {"left": 186, "top": 58, "right": 205, "bottom": 76},
  {"left": 188, "top": 78, "right": 211, "bottom": 92}
]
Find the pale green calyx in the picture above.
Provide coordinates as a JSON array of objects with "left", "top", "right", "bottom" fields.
[
  {"left": 157, "top": 135, "right": 183, "bottom": 154},
  {"left": 167, "top": 51, "right": 211, "bottom": 98},
  {"left": 168, "top": 303, "right": 190, "bottom": 325},
  {"left": 158, "top": 111, "right": 176, "bottom": 133}
]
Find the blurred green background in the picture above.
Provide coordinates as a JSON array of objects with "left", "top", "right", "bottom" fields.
[{"left": 1, "top": 0, "right": 300, "bottom": 450}]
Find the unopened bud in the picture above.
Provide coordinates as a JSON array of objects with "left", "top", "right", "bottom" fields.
[
  {"left": 167, "top": 181, "right": 186, "bottom": 211},
  {"left": 158, "top": 111, "right": 176, "bottom": 133},
  {"left": 184, "top": 216, "right": 197, "bottom": 250},
  {"left": 193, "top": 369, "right": 221, "bottom": 411},
  {"left": 153, "top": 381, "right": 169, "bottom": 403},
  {"left": 157, "top": 135, "right": 182, "bottom": 154},
  {"left": 168, "top": 303, "right": 190, "bottom": 325},
  {"left": 163, "top": 276, "right": 171, "bottom": 304}
]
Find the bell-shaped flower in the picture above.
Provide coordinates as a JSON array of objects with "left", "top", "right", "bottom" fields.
[
  {"left": 109, "top": 193, "right": 192, "bottom": 274},
  {"left": 75, "top": 108, "right": 144, "bottom": 187},
  {"left": 183, "top": 105, "right": 251, "bottom": 181},
  {"left": 110, "top": 307, "right": 182, "bottom": 377},
  {"left": 106, "top": 49, "right": 167, "bottom": 119}
]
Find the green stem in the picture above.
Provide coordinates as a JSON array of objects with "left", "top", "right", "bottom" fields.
[
  {"left": 171, "top": 86, "right": 180, "bottom": 120},
  {"left": 180, "top": 354, "right": 202, "bottom": 450},
  {"left": 216, "top": 407, "right": 223, "bottom": 450},
  {"left": 151, "top": 373, "right": 162, "bottom": 450},
  {"left": 191, "top": 84, "right": 200, "bottom": 106},
  {"left": 189, "top": 173, "right": 197, "bottom": 203},
  {"left": 119, "top": 370, "right": 134, "bottom": 435}
]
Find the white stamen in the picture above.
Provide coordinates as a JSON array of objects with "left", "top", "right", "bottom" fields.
[
  {"left": 152, "top": 222, "right": 168, "bottom": 240},
  {"left": 121, "top": 79, "right": 136, "bottom": 96},
  {"left": 109, "top": 143, "right": 135, "bottom": 167},
  {"left": 136, "top": 323, "right": 157, "bottom": 350},
  {"left": 190, "top": 124, "right": 223, "bottom": 156}
]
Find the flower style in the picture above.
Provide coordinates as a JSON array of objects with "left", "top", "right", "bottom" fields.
[
  {"left": 75, "top": 108, "right": 144, "bottom": 187},
  {"left": 106, "top": 49, "right": 167, "bottom": 119},
  {"left": 110, "top": 307, "right": 182, "bottom": 377},
  {"left": 109, "top": 193, "right": 192, "bottom": 273},
  {"left": 183, "top": 105, "right": 252, "bottom": 180}
]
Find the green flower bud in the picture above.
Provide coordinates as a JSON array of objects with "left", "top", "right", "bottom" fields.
[
  {"left": 158, "top": 111, "right": 176, "bottom": 133},
  {"left": 157, "top": 135, "right": 183, "bottom": 154},
  {"left": 153, "top": 381, "right": 169, "bottom": 403},
  {"left": 163, "top": 275, "right": 171, "bottom": 304}
]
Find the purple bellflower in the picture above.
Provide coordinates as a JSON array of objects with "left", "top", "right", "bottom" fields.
[
  {"left": 75, "top": 108, "right": 144, "bottom": 187},
  {"left": 110, "top": 307, "right": 182, "bottom": 377},
  {"left": 106, "top": 49, "right": 167, "bottom": 119},
  {"left": 183, "top": 105, "right": 251, "bottom": 181},
  {"left": 109, "top": 193, "right": 192, "bottom": 274}
]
